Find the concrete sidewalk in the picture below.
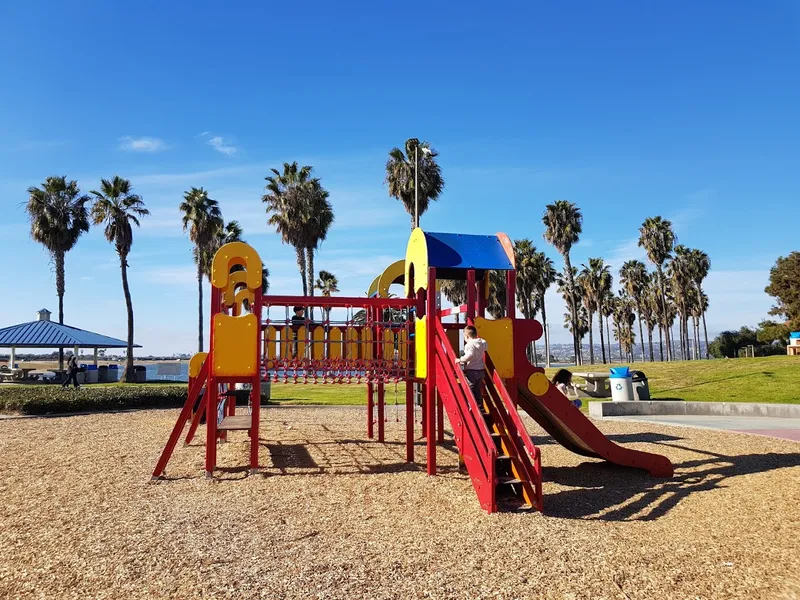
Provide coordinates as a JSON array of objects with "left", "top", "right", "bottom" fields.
[{"left": 606, "top": 415, "right": 800, "bottom": 442}]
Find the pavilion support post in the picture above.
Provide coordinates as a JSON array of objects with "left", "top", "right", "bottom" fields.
[
  {"left": 93, "top": 348, "right": 98, "bottom": 366},
  {"left": 8, "top": 347, "right": 15, "bottom": 368}
]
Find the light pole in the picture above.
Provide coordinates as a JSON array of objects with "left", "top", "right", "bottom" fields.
[{"left": 414, "top": 144, "right": 432, "bottom": 229}]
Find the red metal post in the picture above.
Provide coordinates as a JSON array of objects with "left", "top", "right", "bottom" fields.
[
  {"left": 205, "top": 287, "right": 221, "bottom": 477},
  {"left": 405, "top": 377, "right": 414, "bottom": 462},
  {"left": 367, "top": 380, "right": 374, "bottom": 439},
  {"left": 436, "top": 390, "right": 444, "bottom": 443},
  {"left": 377, "top": 379, "right": 385, "bottom": 442},
  {"left": 426, "top": 267, "right": 437, "bottom": 476},
  {"left": 506, "top": 269, "right": 516, "bottom": 319},
  {"left": 250, "top": 283, "right": 263, "bottom": 472}
]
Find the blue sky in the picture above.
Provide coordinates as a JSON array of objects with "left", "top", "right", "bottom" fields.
[{"left": 1, "top": 1, "right": 797, "bottom": 355}]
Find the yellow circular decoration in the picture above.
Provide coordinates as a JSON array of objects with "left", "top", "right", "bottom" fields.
[{"left": 528, "top": 372, "right": 550, "bottom": 396}]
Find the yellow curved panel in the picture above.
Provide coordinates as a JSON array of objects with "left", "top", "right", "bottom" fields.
[
  {"left": 474, "top": 316, "right": 514, "bottom": 379},
  {"left": 294, "top": 326, "right": 308, "bottom": 359},
  {"left": 345, "top": 328, "right": 360, "bottom": 360},
  {"left": 211, "top": 242, "right": 262, "bottom": 291},
  {"left": 382, "top": 329, "right": 395, "bottom": 360},
  {"left": 415, "top": 315, "right": 427, "bottom": 379},
  {"left": 233, "top": 288, "right": 255, "bottom": 313},
  {"left": 367, "top": 274, "right": 381, "bottom": 298},
  {"left": 263, "top": 326, "right": 277, "bottom": 362},
  {"left": 221, "top": 270, "right": 249, "bottom": 305},
  {"left": 404, "top": 228, "right": 429, "bottom": 297},
  {"left": 189, "top": 352, "right": 208, "bottom": 379},
  {"left": 377, "top": 260, "right": 406, "bottom": 298},
  {"left": 212, "top": 313, "right": 258, "bottom": 377},
  {"left": 362, "top": 328, "right": 374, "bottom": 360},
  {"left": 329, "top": 327, "right": 343, "bottom": 360},
  {"left": 311, "top": 325, "right": 325, "bottom": 360},
  {"left": 398, "top": 329, "right": 408, "bottom": 364}
]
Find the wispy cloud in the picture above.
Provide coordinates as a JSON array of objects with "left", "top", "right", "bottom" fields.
[
  {"left": 119, "top": 136, "right": 168, "bottom": 153},
  {"left": 199, "top": 132, "right": 238, "bottom": 156}
]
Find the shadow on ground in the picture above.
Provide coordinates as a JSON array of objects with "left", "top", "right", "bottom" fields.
[{"left": 543, "top": 442, "right": 800, "bottom": 521}]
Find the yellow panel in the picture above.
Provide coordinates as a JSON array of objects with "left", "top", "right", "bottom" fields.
[
  {"left": 329, "top": 327, "right": 343, "bottom": 360},
  {"left": 311, "top": 326, "right": 325, "bottom": 359},
  {"left": 189, "top": 352, "right": 208, "bottom": 379},
  {"left": 474, "top": 316, "right": 515, "bottom": 379},
  {"left": 404, "top": 228, "right": 429, "bottom": 297},
  {"left": 377, "top": 260, "right": 406, "bottom": 298},
  {"left": 398, "top": 329, "right": 408, "bottom": 363},
  {"left": 415, "top": 315, "right": 427, "bottom": 379},
  {"left": 212, "top": 313, "right": 258, "bottom": 377},
  {"left": 346, "top": 328, "right": 360, "bottom": 360},
  {"left": 222, "top": 270, "right": 248, "bottom": 305},
  {"left": 211, "top": 242, "right": 262, "bottom": 291},
  {"left": 366, "top": 274, "right": 381, "bottom": 298},
  {"left": 295, "top": 326, "right": 307, "bottom": 359},
  {"left": 362, "top": 328, "right": 374, "bottom": 360},
  {"left": 233, "top": 287, "right": 255, "bottom": 312},
  {"left": 263, "top": 326, "right": 277, "bottom": 361},
  {"left": 383, "top": 329, "right": 395, "bottom": 360}
]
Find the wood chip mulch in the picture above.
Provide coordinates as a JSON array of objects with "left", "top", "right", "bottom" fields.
[{"left": 1, "top": 406, "right": 799, "bottom": 599}]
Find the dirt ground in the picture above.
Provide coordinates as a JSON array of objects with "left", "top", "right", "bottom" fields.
[{"left": 1, "top": 406, "right": 799, "bottom": 600}]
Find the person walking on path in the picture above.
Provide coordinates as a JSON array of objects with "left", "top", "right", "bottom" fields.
[
  {"left": 62, "top": 355, "right": 80, "bottom": 390},
  {"left": 456, "top": 325, "right": 488, "bottom": 403}
]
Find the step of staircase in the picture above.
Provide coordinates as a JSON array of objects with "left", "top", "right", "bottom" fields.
[{"left": 218, "top": 415, "right": 253, "bottom": 431}]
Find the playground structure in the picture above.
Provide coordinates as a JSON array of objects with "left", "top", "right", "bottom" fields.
[{"left": 153, "top": 231, "right": 674, "bottom": 513}]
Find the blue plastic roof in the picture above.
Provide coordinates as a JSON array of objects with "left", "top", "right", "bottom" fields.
[
  {"left": 424, "top": 232, "right": 514, "bottom": 271},
  {"left": 0, "top": 320, "right": 138, "bottom": 348}
]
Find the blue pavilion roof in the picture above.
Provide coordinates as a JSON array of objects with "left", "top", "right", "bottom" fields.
[{"left": 0, "top": 320, "right": 138, "bottom": 348}]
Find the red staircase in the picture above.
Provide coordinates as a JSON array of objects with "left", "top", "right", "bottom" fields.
[{"left": 432, "top": 319, "right": 542, "bottom": 512}]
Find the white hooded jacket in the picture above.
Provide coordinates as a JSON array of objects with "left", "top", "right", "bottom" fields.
[{"left": 458, "top": 337, "right": 488, "bottom": 371}]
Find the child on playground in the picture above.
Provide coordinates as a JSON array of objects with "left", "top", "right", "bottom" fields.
[
  {"left": 456, "top": 325, "right": 488, "bottom": 402},
  {"left": 552, "top": 369, "right": 582, "bottom": 408}
]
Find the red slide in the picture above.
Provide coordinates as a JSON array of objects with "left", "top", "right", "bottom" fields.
[{"left": 515, "top": 377, "right": 673, "bottom": 478}]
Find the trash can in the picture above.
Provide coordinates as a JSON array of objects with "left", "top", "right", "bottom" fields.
[
  {"left": 85, "top": 365, "right": 99, "bottom": 384},
  {"left": 609, "top": 366, "right": 634, "bottom": 402},
  {"left": 134, "top": 365, "right": 147, "bottom": 383},
  {"left": 97, "top": 365, "right": 109, "bottom": 383},
  {"left": 261, "top": 380, "right": 271, "bottom": 403},
  {"left": 631, "top": 370, "right": 650, "bottom": 400},
  {"left": 107, "top": 364, "right": 120, "bottom": 382}
]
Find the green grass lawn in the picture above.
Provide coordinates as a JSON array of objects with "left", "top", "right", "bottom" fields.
[
  {"left": 268, "top": 356, "right": 799, "bottom": 406},
  {"left": 546, "top": 355, "right": 800, "bottom": 404}
]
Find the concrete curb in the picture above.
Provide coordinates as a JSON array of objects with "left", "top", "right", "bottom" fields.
[{"left": 589, "top": 400, "right": 800, "bottom": 419}]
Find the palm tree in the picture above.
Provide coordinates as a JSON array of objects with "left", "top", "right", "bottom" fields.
[
  {"left": 639, "top": 273, "right": 657, "bottom": 361},
  {"left": 613, "top": 292, "right": 637, "bottom": 361},
  {"left": 180, "top": 187, "right": 223, "bottom": 352},
  {"left": 579, "top": 258, "right": 612, "bottom": 365},
  {"left": 619, "top": 260, "right": 649, "bottom": 362},
  {"left": 487, "top": 270, "right": 508, "bottom": 319},
  {"left": 668, "top": 245, "right": 694, "bottom": 360},
  {"left": 314, "top": 270, "right": 339, "bottom": 323},
  {"left": 440, "top": 279, "right": 468, "bottom": 323},
  {"left": 638, "top": 216, "right": 675, "bottom": 360},
  {"left": 302, "top": 180, "right": 334, "bottom": 307},
  {"left": 543, "top": 200, "right": 583, "bottom": 364},
  {"left": 531, "top": 251, "right": 557, "bottom": 367},
  {"left": 514, "top": 240, "right": 539, "bottom": 362},
  {"left": 576, "top": 270, "right": 596, "bottom": 364},
  {"left": 90, "top": 176, "right": 149, "bottom": 383},
  {"left": 25, "top": 176, "right": 90, "bottom": 370},
  {"left": 557, "top": 266, "right": 584, "bottom": 364},
  {"left": 687, "top": 248, "right": 711, "bottom": 358},
  {"left": 385, "top": 138, "right": 445, "bottom": 230},
  {"left": 601, "top": 288, "right": 615, "bottom": 362},
  {"left": 263, "top": 162, "right": 314, "bottom": 295}
]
